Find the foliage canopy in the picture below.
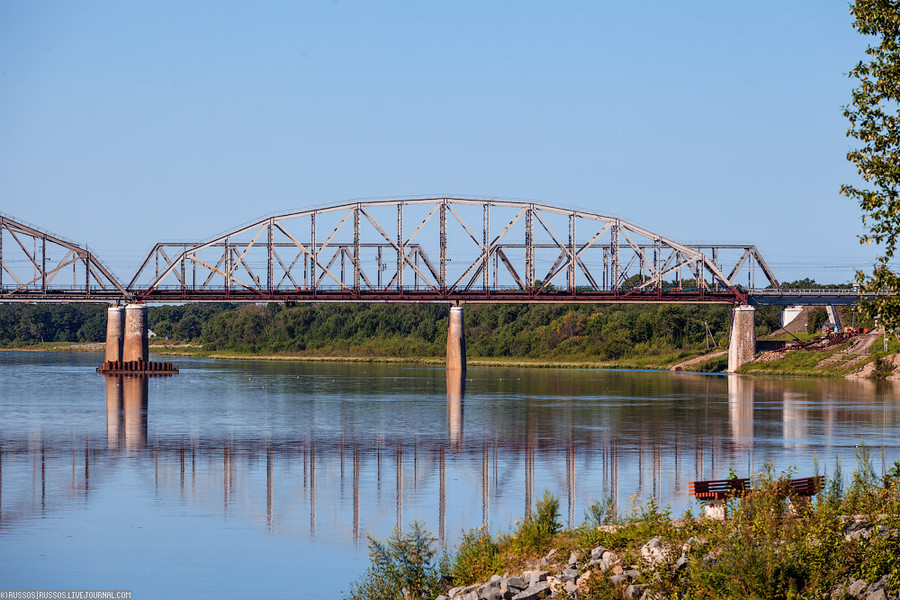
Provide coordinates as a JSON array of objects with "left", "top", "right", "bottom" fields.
[{"left": 842, "top": 0, "right": 900, "bottom": 327}]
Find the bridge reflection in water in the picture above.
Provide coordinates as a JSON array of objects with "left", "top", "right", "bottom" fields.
[{"left": 1, "top": 371, "right": 898, "bottom": 546}]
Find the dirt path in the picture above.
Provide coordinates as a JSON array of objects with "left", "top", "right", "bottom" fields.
[{"left": 669, "top": 349, "right": 727, "bottom": 371}]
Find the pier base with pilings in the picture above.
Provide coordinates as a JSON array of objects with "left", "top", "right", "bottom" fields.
[
  {"left": 727, "top": 305, "right": 756, "bottom": 373},
  {"left": 446, "top": 305, "right": 466, "bottom": 372},
  {"left": 101, "top": 302, "right": 178, "bottom": 375}
]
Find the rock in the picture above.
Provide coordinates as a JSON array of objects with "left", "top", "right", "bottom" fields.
[
  {"left": 609, "top": 574, "right": 628, "bottom": 586},
  {"left": 641, "top": 537, "right": 669, "bottom": 565},
  {"left": 563, "top": 580, "right": 578, "bottom": 595},
  {"left": 561, "top": 568, "right": 579, "bottom": 583},
  {"left": 458, "top": 592, "right": 478, "bottom": 600},
  {"left": 674, "top": 556, "right": 689, "bottom": 572},
  {"left": 611, "top": 564, "right": 624, "bottom": 575},
  {"left": 848, "top": 579, "right": 868, "bottom": 597},
  {"left": 866, "top": 576, "right": 888, "bottom": 595},
  {"left": 598, "top": 551, "right": 620, "bottom": 573},
  {"left": 865, "top": 591, "right": 887, "bottom": 600},
  {"left": 479, "top": 578, "right": 508, "bottom": 600},
  {"left": 507, "top": 576, "right": 528, "bottom": 591},
  {"left": 590, "top": 545, "right": 609, "bottom": 561},
  {"left": 520, "top": 571, "right": 549, "bottom": 587},
  {"left": 845, "top": 520, "right": 871, "bottom": 542},
  {"left": 448, "top": 584, "right": 480, "bottom": 598},
  {"left": 624, "top": 584, "right": 648, "bottom": 599},
  {"left": 435, "top": 596, "right": 450, "bottom": 600},
  {"left": 682, "top": 536, "right": 703, "bottom": 552},
  {"left": 511, "top": 581, "right": 550, "bottom": 600},
  {"left": 567, "top": 551, "right": 578, "bottom": 566},
  {"left": 576, "top": 571, "right": 593, "bottom": 592},
  {"left": 623, "top": 569, "right": 641, "bottom": 581}
]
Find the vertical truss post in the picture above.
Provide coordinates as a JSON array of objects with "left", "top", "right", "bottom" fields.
[
  {"left": 568, "top": 214, "right": 576, "bottom": 291},
  {"left": 267, "top": 218, "right": 274, "bottom": 294},
  {"left": 353, "top": 204, "right": 361, "bottom": 292},
  {"left": 712, "top": 248, "right": 719, "bottom": 291},
  {"left": 0, "top": 225, "right": 3, "bottom": 290},
  {"left": 654, "top": 240, "right": 661, "bottom": 292},
  {"left": 377, "top": 246, "right": 383, "bottom": 289},
  {"left": 85, "top": 251, "right": 91, "bottom": 295},
  {"left": 611, "top": 221, "right": 619, "bottom": 291},
  {"left": 602, "top": 247, "right": 608, "bottom": 290},
  {"left": 493, "top": 251, "right": 499, "bottom": 290},
  {"left": 397, "top": 203, "right": 404, "bottom": 292},
  {"left": 525, "top": 205, "right": 534, "bottom": 291},
  {"left": 440, "top": 200, "right": 447, "bottom": 291},
  {"left": 311, "top": 212, "right": 317, "bottom": 293},
  {"left": 224, "top": 238, "right": 231, "bottom": 294},
  {"left": 183, "top": 251, "right": 190, "bottom": 293},
  {"left": 41, "top": 236, "right": 47, "bottom": 292},
  {"left": 483, "top": 204, "right": 490, "bottom": 291},
  {"left": 750, "top": 253, "right": 754, "bottom": 289}
]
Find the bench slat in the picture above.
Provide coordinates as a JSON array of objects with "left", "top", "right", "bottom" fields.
[{"left": 688, "top": 476, "right": 823, "bottom": 500}]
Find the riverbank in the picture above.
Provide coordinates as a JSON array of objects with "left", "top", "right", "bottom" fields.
[
  {"left": 348, "top": 457, "right": 900, "bottom": 600},
  {"left": 6, "top": 334, "right": 900, "bottom": 379},
  {"left": 0, "top": 341, "right": 704, "bottom": 371}
]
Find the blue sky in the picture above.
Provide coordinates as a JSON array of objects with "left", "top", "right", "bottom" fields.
[{"left": 0, "top": 1, "right": 882, "bottom": 284}]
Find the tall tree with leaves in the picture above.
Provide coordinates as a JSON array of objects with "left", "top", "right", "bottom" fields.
[{"left": 842, "top": 0, "right": 900, "bottom": 328}]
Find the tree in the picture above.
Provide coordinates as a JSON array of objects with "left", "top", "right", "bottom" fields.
[{"left": 842, "top": 1, "right": 900, "bottom": 328}]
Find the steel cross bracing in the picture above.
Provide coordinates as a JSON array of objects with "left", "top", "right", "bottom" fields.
[
  {"left": 0, "top": 199, "right": 787, "bottom": 304},
  {"left": 126, "top": 198, "right": 774, "bottom": 304},
  {"left": 0, "top": 214, "right": 126, "bottom": 302}
]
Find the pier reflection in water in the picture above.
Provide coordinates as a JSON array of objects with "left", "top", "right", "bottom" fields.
[{"left": 0, "top": 352, "right": 899, "bottom": 597}]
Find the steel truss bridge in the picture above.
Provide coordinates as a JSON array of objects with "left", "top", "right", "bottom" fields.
[{"left": 0, "top": 198, "right": 799, "bottom": 305}]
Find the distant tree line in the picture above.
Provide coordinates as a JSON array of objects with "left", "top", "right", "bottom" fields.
[{"left": 4, "top": 280, "right": 854, "bottom": 357}]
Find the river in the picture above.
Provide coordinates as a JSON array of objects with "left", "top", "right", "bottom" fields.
[{"left": 0, "top": 351, "right": 897, "bottom": 598}]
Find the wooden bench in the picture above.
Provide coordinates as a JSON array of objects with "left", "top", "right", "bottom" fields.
[{"left": 689, "top": 476, "right": 824, "bottom": 518}]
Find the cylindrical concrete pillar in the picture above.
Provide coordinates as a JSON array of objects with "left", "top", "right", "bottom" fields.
[
  {"left": 727, "top": 305, "right": 756, "bottom": 373},
  {"left": 105, "top": 306, "right": 125, "bottom": 363},
  {"left": 446, "top": 305, "right": 466, "bottom": 372},
  {"left": 123, "top": 303, "right": 149, "bottom": 363}
]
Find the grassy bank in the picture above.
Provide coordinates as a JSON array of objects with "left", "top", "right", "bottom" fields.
[
  {"left": 347, "top": 449, "right": 900, "bottom": 600},
  {"left": 739, "top": 335, "right": 900, "bottom": 379}
]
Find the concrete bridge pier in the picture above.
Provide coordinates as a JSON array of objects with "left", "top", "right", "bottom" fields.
[
  {"left": 104, "top": 306, "right": 125, "bottom": 363},
  {"left": 123, "top": 303, "right": 149, "bottom": 363},
  {"left": 727, "top": 305, "right": 756, "bottom": 373},
  {"left": 446, "top": 305, "right": 466, "bottom": 372}
]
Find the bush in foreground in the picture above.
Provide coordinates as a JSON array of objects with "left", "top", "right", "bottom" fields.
[{"left": 347, "top": 451, "right": 900, "bottom": 600}]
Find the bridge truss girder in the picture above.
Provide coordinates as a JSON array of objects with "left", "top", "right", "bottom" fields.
[
  {"left": 0, "top": 214, "right": 127, "bottom": 302},
  {"left": 129, "top": 198, "right": 776, "bottom": 303}
]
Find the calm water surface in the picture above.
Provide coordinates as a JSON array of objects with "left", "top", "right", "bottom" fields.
[{"left": 0, "top": 351, "right": 898, "bottom": 598}]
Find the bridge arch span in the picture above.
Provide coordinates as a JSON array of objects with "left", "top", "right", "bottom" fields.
[{"left": 129, "top": 197, "right": 776, "bottom": 304}]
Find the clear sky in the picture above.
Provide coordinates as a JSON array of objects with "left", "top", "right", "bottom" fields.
[{"left": 0, "top": 1, "right": 885, "bottom": 284}]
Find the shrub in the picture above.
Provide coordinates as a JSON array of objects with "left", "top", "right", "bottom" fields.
[
  {"left": 509, "top": 490, "right": 561, "bottom": 555},
  {"left": 346, "top": 522, "right": 440, "bottom": 600},
  {"left": 450, "top": 526, "right": 502, "bottom": 585}
]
